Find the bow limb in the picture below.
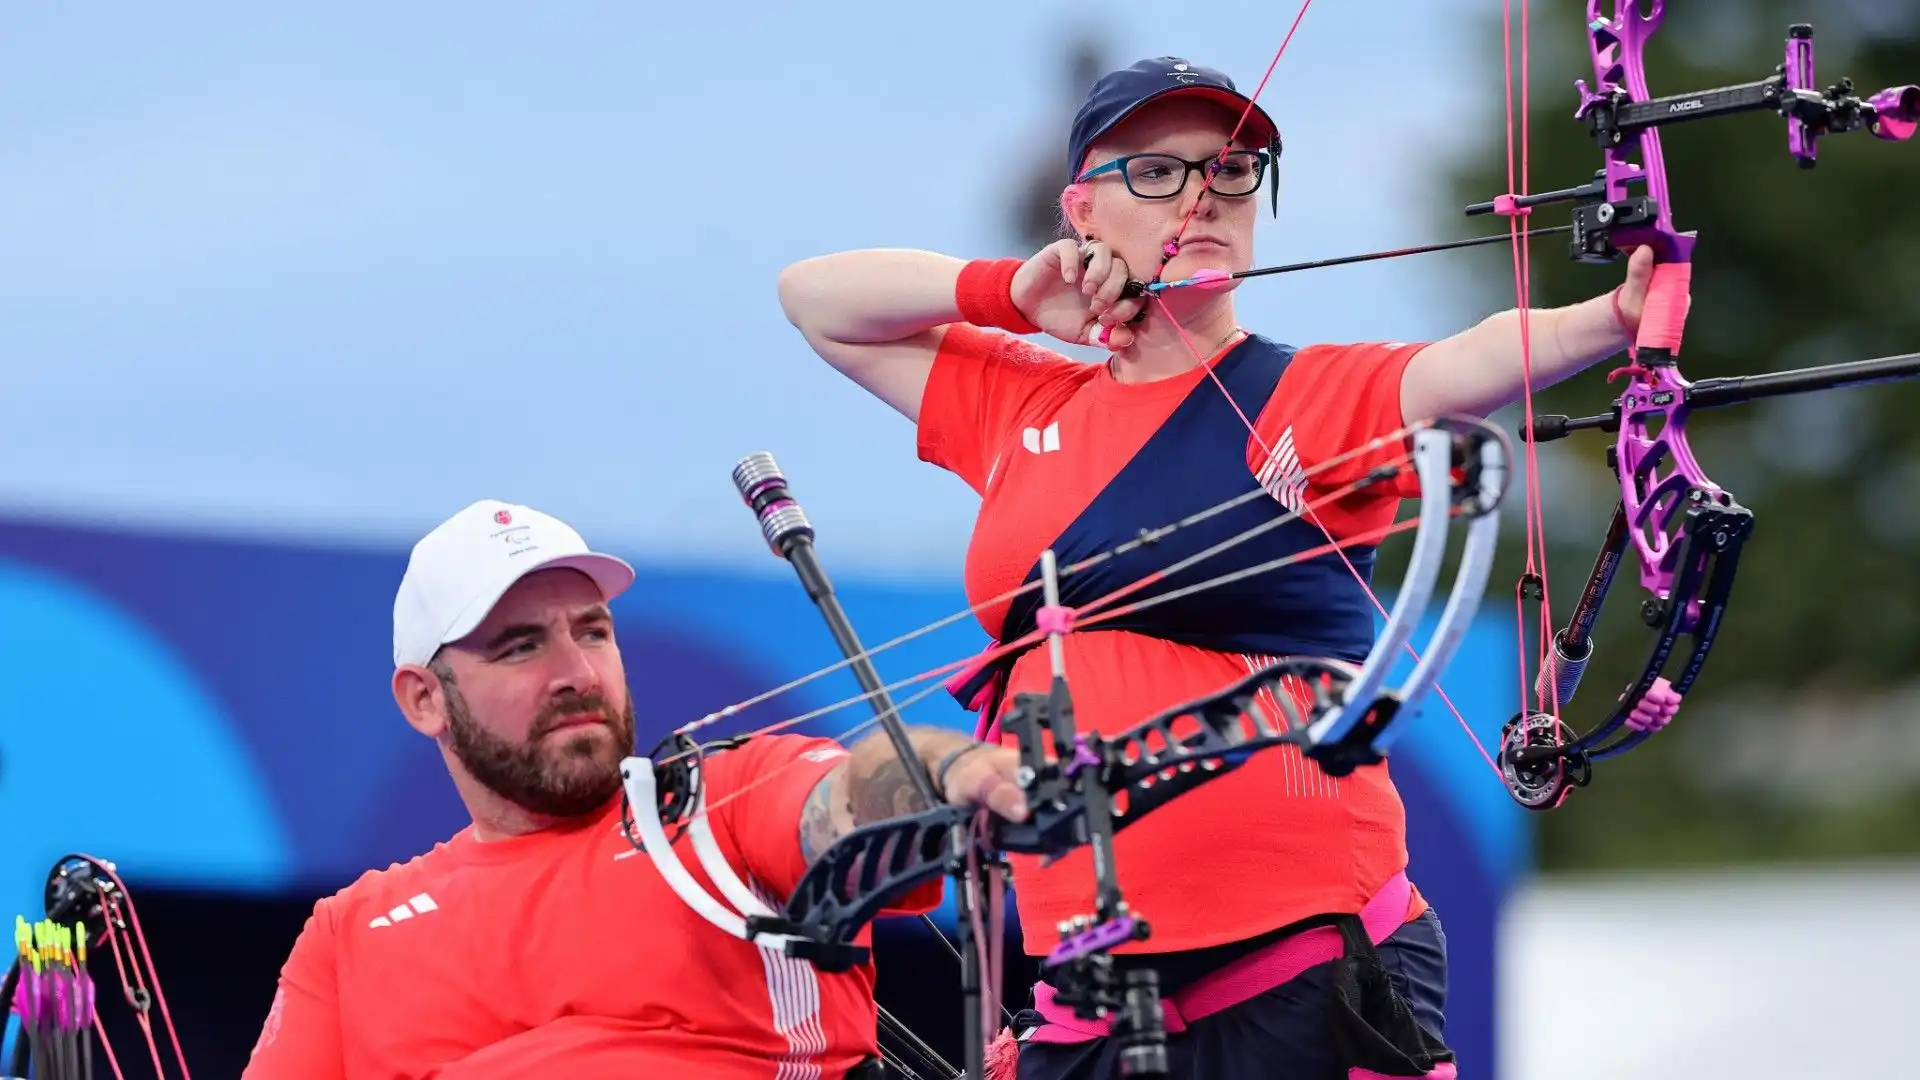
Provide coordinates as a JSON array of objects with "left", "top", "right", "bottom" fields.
[{"left": 616, "top": 758, "right": 804, "bottom": 950}]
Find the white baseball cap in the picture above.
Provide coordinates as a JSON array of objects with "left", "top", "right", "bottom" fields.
[{"left": 392, "top": 499, "right": 636, "bottom": 668}]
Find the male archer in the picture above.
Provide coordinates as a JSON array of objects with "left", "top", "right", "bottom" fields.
[{"left": 242, "top": 499, "right": 1026, "bottom": 1080}]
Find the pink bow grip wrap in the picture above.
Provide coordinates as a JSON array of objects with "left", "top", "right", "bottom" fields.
[{"left": 1636, "top": 261, "right": 1692, "bottom": 354}]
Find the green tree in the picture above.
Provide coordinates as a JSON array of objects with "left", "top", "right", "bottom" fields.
[{"left": 1437, "top": 2, "right": 1920, "bottom": 871}]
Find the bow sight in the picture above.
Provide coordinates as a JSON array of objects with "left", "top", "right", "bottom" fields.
[{"left": 1467, "top": 22, "right": 1919, "bottom": 264}]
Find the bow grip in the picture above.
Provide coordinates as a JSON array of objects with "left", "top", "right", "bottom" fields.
[{"left": 1635, "top": 260, "right": 1693, "bottom": 355}]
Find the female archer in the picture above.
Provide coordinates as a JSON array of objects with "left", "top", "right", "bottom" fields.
[{"left": 779, "top": 56, "right": 1652, "bottom": 1079}]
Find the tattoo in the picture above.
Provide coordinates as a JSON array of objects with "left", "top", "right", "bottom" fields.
[
  {"left": 849, "top": 755, "right": 934, "bottom": 826},
  {"left": 798, "top": 774, "right": 839, "bottom": 862}
]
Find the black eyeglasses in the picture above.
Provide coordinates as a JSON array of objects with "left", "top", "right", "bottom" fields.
[{"left": 1076, "top": 149, "right": 1272, "bottom": 199}]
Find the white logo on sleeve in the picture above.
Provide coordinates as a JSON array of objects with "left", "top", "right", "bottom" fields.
[{"left": 367, "top": 892, "right": 438, "bottom": 928}]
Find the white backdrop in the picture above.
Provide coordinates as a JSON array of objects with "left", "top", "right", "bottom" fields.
[{"left": 1501, "top": 861, "right": 1920, "bottom": 1077}]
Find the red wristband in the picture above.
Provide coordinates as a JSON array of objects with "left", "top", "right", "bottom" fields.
[{"left": 955, "top": 258, "right": 1041, "bottom": 335}]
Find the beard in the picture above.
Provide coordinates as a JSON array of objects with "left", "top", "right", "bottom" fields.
[{"left": 441, "top": 677, "right": 637, "bottom": 818}]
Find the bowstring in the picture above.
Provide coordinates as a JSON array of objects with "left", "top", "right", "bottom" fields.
[
  {"left": 670, "top": 469, "right": 1426, "bottom": 1060},
  {"left": 1502, "top": 0, "right": 1558, "bottom": 737},
  {"left": 1145, "top": 292, "right": 1504, "bottom": 778},
  {"left": 656, "top": 417, "right": 1433, "bottom": 769},
  {"left": 877, "top": 1004, "right": 956, "bottom": 1080},
  {"left": 640, "top": 437, "right": 1425, "bottom": 1048},
  {"left": 641, "top": 450, "right": 1422, "bottom": 1068},
  {"left": 77, "top": 857, "right": 186, "bottom": 1080},
  {"left": 1134, "top": 0, "right": 1526, "bottom": 775},
  {"left": 681, "top": 451, "right": 1423, "bottom": 826},
  {"left": 1152, "top": 0, "right": 1318, "bottom": 286},
  {"left": 669, "top": 449, "right": 1361, "bottom": 745}
]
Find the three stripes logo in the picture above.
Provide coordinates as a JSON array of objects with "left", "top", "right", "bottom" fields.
[{"left": 367, "top": 892, "right": 439, "bottom": 928}]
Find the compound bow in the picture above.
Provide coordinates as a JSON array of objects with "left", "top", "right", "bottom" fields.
[
  {"left": 1462, "top": 4, "right": 1919, "bottom": 811},
  {"left": 627, "top": 426, "right": 1509, "bottom": 1079}
]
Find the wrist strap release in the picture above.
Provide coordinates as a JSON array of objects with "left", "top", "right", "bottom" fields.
[{"left": 933, "top": 742, "right": 989, "bottom": 800}]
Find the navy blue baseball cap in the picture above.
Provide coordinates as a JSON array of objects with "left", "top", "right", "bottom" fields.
[{"left": 1066, "top": 56, "right": 1282, "bottom": 189}]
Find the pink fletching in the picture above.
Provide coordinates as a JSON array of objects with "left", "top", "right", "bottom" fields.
[
  {"left": 1190, "top": 268, "right": 1233, "bottom": 290},
  {"left": 52, "top": 971, "right": 72, "bottom": 1029}
]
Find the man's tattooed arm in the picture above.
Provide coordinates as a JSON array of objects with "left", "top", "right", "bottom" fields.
[
  {"left": 797, "top": 768, "right": 845, "bottom": 863},
  {"left": 795, "top": 725, "right": 981, "bottom": 862}
]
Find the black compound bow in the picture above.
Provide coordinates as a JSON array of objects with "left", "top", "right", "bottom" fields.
[{"left": 623, "top": 421, "right": 1509, "bottom": 1078}]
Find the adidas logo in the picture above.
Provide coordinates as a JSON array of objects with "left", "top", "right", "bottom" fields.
[{"left": 368, "top": 893, "right": 438, "bottom": 928}]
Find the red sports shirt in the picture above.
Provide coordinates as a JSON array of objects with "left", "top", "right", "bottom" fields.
[
  {"left": 242, "top": 735, "right": 936, "bottom": 1080},
  {"left": 919, "top": 325, "right": 1429, "bottom": 953}
]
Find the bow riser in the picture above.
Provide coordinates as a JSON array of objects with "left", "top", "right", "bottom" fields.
[
  {"left": 1579, "top": 0, "right": 1694, "bottom": 264},
  {"left": 1618, "top": 387, "right": 1721, "bottom": 598}
]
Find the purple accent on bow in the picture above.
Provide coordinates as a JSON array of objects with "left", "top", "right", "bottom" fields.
[
  {"left": 1870, "top": 85, "right": 1920, "bottom": 141},
  {"left": 1063, "top": 734, "right": 1101, "bottom": 777},
  {"left": 1046, "top": 915, "right": 1139, "bottom": 966},
  {"left": 1785, "top": 26, "right": 1817, "bottom": 161},
  {"left": 1578, "top": 0, "right": 1696, "bottom": 264},
  {"left": 1614, "top": 362, "right": 1717, "bottom": 610}
]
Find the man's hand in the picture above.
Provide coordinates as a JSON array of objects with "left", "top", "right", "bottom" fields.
[
  {"left": 935, "top": 743, "right": 1029, "bottom": 823},
  {"left": 799, "top": 726, "right": 1033, "bottom": 862}
]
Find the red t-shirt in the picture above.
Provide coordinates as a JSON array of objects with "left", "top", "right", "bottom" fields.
[
  {"left": 242, "top": 735, "right": 938, "bottom": 1080},
  {"left": 918, "top": 325, "right": 1428, "bottom": 954}
]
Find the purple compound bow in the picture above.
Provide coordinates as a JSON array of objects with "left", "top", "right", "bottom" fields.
[{"left": 1466, "top": 3, "right": 1919, "bottom": 810}]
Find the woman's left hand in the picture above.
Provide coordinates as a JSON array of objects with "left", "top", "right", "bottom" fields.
[{"left": 1610, "top": 245, "right": 1656, "bottom": 336}]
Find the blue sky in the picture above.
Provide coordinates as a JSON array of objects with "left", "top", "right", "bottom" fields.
[{"left": 3, "top": 0, "right": 1506, "bottom": 577}]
